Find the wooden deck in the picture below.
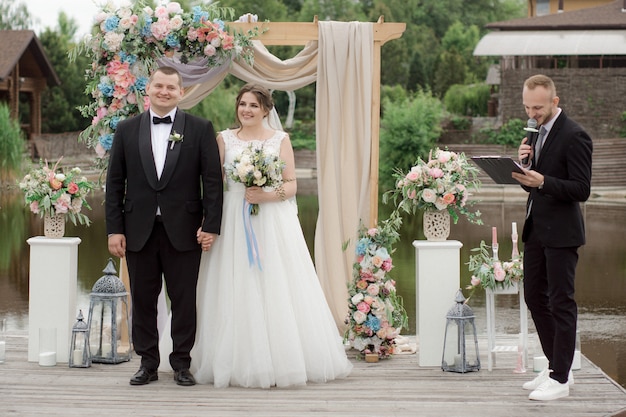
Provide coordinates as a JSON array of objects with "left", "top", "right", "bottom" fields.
[{"left": 1, "top": 332, "right": 624, "bottom": 417}]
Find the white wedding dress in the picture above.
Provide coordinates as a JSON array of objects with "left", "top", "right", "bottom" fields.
[{"left": 159, "top": 129, "right": 352, "bottom": 388}]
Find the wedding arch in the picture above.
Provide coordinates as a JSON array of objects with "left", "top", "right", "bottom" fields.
[{"left": 79, "top": 3, "right": 405, "bottom": 327}]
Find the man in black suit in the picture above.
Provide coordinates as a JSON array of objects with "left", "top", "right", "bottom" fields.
[
  {"left": 106, "top": 66, "right": 223, "bottom": 386},
  {"left": 513, "top": 74, "right": 592, "bottom": 401}
]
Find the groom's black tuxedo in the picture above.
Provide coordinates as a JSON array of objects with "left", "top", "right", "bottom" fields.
[{"left": 106, "top": 109, "right": 223, "bottom": 371}]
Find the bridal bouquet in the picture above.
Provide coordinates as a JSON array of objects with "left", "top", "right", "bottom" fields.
[
  {"left": 224, "top": 144, "right": 286, "bottom": 215},
  {"left": 18, "top": 157, "right": 95, "bottom": 225},
  {"left": 466, "top": 240, "right": 524, "bottom": 291},
  {"left": 344, "top": 215, "right": 409, "bottom": 359},
  {"left": 384, "top": 147, "right": 482, "bottom": 224}
]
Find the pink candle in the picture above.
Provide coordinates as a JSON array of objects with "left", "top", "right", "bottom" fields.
[{"left": 492, "top": 226, "right": 498, "bottom": 245}]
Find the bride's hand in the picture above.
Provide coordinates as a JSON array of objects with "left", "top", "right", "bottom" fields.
[{"left": 245, "top": 186, "right": 269, "bottom": 204}]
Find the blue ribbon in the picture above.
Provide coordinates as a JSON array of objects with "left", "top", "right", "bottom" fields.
[{"left": 243, "top": 199, "right": 262, "bottom": 270}]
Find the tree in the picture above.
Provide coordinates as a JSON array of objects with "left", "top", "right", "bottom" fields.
[
  {"left": 0, "top": 0, "right": 34, "bottom": 30},
  {"left": 38, "top": 13, "right": 90, "bottom": 133}
]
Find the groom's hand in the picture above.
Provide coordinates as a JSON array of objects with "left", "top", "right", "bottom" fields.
[
  {"left": 108, "top": 234, "right": 126, "bottom": 258},
  {"left": 197, "top": 230, "right": 217, "bottom": 251}
]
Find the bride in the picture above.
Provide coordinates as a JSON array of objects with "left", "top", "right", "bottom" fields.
[{"left": 160, "top": 83, "right": 352, "bottom": 388}]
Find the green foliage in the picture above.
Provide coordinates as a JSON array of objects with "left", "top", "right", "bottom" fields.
[
  {"left": 0, "top": 0, "right": 33, "bottom": 29},
  {"left": 443, "top": 83, "right": 491, "bottom": 117},
  {"left": 0, "top": 103, "right": 26, "bottom": 183},
  {"left": 39, "top": 14, "right": 91, "bottom": 133},
  {"left": 379, "top": 90, "right": 444, "bottom": 191},
  {"left": 186, "top": 81, "right": 242, "bottom": 132},
  {"left": 287, "top": 120, "right": 316, "bottom": 150},
  {"left": 480, "top": 118, "right": 526, "bottom": 146}
]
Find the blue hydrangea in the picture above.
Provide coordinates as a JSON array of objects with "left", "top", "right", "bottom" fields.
[
  {"left": 140, "top": 19, "right": 152, "bottom": 37},
  {"left": 365, "top": 315, "right": 381, "bottom": 332},
  {"left": 104, "top": 16, "right": 120, "bottom": 32},
  {"left": 213, "top": 19, "right": 225, "bottom": 30},
  {"left": 119, "top": 51, "right": 136, "bottom": 65},
  {"left": 132, "top": 76, "right": 148, "bottom": 92},
  {"left": 166, "top": 33, "right": 180, "bottom": 49},
  {"left": 98, "top": 82, "right": 115, "bottom": 97},
  {"left": 355, "top": 238, "right": 369, "bottom": 256},
  {"left": 99, "top": 133, "right": 114, "bottom": 151},
  {"left": 109, "top": 116, "right": 120, "bottom": 130},
  {"left": 192, "top": 6, "right": 208, "bottom": 23}
]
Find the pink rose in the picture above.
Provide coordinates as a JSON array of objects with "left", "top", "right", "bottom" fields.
[
  {"left": 30, "top": 201, "right": 40, "bottom": 214},
  {"left": 407, "top": 189, "right": 417, "bottom": 199},
  {"left": 67, "top": 182, "right": 79, "bottom": 194},
  {"left": 367, "top": 228, "right": 377, "bottom": 237},
  {"left": 381, "top": 258, "right": 393, "bottom": 272},
  {"left": 429, "top": 167, "right": 444, "bottom": 178},
  {"left": 356, "top": 301, "right": 370, "bottom": 314},
  {"left": 470, "top": 275, "right": 481, "bottom": 287},
  {"left": 366, "top": 284, "right": 379, "bottom": 296},
  {"left": 493, "top": 262, "right": 506, "bottom": 281},
  {"left": 406, "top": 171, "right": 419, "bottom": 181}
]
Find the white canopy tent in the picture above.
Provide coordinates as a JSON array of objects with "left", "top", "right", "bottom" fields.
[{"left": 474, "top": 30, "right": 626, "bottom": 56}]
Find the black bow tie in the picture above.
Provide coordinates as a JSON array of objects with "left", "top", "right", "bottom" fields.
[{"left": 152, "top": 115, "right": 172, "bottom": 125}]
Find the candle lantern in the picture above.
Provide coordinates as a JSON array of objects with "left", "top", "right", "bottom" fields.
[
  {"left": 442, "top": 289, "right": 481, "bottom": 373},
  {"left": 87, "top": 258, "right": 132, "bottom": 364},
  {"left": 68, "top": 310, "right": 90, "bottom": 368}
]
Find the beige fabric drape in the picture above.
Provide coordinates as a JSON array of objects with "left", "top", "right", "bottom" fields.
[
  {"left": 314, "top": 22, "right": 373, "bottom": 329},
  {"left": 172, "top": 23, "right": 374, "bottom": 329}
]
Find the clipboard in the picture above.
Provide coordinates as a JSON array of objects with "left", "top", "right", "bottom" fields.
[{"left": 471, "top": 156, "right": 526, "bottom": 185}]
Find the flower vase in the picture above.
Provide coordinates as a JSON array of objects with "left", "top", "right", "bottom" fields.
[
  {"left": 423, "top": 210, "right": 451, "bottom": 241},
  {"left": 44, "top": 213, "right": 65, "bottom": 238}
]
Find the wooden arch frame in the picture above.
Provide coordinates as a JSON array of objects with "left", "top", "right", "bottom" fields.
[{"left": 230, "top": 17, "right": 406, "bottom": 223}]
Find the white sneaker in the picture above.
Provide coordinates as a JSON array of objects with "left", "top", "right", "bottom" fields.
[
  {"left": 529, "top": 378, "right": 569, "bottom": 401},
  {"left": 523, "top": 368, "right": 574, "bottom": 390}
]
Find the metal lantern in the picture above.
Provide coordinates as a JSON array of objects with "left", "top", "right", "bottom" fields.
[
  {"left": 68, "top": 310, "right": 90, "bottom": 368},
  {"left": 87, "top": 258, "right": 132, "bottom": 364},
  {"left": 442, "top": 289, "right": 481, "bottom": 373}
]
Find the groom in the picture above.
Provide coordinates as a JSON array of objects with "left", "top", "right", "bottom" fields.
[{"left": 106, "top": 66, "right": 223, "bottom": 386}]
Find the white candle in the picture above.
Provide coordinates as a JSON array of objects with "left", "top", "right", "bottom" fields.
[
  {"left": 101, "top": 343, "right": 112, "bottom": 356},
  {"left": 0, "top": 340, "right": 5, "bottom": 363},
  {"left": 72, "top": 349, "right": 84, "bottom": 365},
  {"left": 39, "top": 351, "right": 56, "bottom": 366},
  {"left": 512, "top": 222, "right": 517, "bottom": 236},
  {"left": 533, "top": 355, "right": 548, "bottom": 372}
]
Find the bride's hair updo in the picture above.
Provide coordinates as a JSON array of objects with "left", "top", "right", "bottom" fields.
[{"left": 235, "top": 84, "right": 274, "bottom": 126}]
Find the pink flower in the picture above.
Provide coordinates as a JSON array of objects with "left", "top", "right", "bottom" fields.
[
  {"left": 356, "top": 302, "right": 370, "bottom": 314},
  {"left": 442, "top": 193, "right": 456, "bottom": 205},
  {"left": 154, "top": 6, "right": 169, "bottom": 19},
  {"left": 367, "top": 228, "right": 377, "bottom": 237},
  {"left": 407, "top": 189, "right": 417, "bottom": 199},
  {"left": 493, "top": 261, "right": 506, "bottom": 281},
  {"left": 372, "top": 255, "right": 383, "bottom": 268},
  {"left": 406, "top": 171, "right": 419, "bottom": 181},
  {"left": 381, "top": 258, "right": 393, "bottom": 272},
  {"left": 30, "top": 201, "right": 40, "bottom": 214},
  {"left": 429, "top": 167, "right": 444, "bottom": 178},
  {"left": 67, "top": 182, "right": 79, "bottom": 194},
  {"left": 203, "top": 44, "right": 216, "bottom": 56},
  {"left": 437, "top": 150, "right": 451, "bottom": 163},
  {"left": 366, "top": 284, "right": 379, "bottom": 296},
  {"left": 54, "top": 194, "right": 72, "bottom": 214},
  {"left": 150, "top": 19, "right": 170, "bottom": 40},
  {"left": 470, "top": 275, "right": 481, "bottom": 286},
  {"left": 421, "top": 188, "right": 437, "bottom": 203},
  {"left": 356, "top": 279, "right": 368, "bottom": 290},
  {"left": 359, "top": 269, "right": 373, "bottom": 280}
]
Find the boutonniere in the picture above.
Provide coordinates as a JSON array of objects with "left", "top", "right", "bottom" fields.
[{"left": 168, "top": 131, "right": 184, "bottom": 150}]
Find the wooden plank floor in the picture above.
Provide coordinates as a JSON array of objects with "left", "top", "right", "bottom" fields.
[{"left": 1, "top": 332, "right": 625, "bottom": 417}]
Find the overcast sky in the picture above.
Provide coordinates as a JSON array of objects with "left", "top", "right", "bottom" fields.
[{"left": 26, "top": 0, "right": 101, "bottom": 38}]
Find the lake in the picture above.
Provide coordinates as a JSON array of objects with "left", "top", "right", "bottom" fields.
[{"left": 1, "top": 187, "right": 624, "bottom": 388}]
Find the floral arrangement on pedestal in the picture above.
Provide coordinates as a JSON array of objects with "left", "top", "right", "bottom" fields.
[
  {"left": 18, "top": 157, "right": 95, "bottom": 226},
  {"left": 72, "top": 1, "right": 256, "bottom": 168},
  {"left": 344, "top": 213, "right": 409, "bottom": 359},
  {"left": 383, "top": 147, "right": 482, "bottom": 225},
  {"left": 466, "top": 240, "right": 524, "bottom": 292}
]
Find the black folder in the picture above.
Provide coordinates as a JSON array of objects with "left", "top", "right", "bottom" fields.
[{"left": 470, "top": 156, "right": 526, "bottom": 185}]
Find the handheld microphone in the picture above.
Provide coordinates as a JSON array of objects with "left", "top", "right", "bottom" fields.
[{"left": 522, "top": 118, "right": 538, "bottom": 165}]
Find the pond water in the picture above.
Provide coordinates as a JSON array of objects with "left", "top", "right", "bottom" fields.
[{"left": 1, "top": 188, "right": 624, "bottom": 387}]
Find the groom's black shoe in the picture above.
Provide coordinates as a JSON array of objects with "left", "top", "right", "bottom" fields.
[
  {"left": 130, "top": 367, "right": 158, "bottom": 385},
  {"left": 174, "top": 369, "right": 196, "bottom": 386}
]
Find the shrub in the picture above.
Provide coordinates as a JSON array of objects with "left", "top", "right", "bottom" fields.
[
  {"left": 0, "top": 103, "right": 26, "bottom": 183},
  {"left": 480, "top": 118, "right": 526, "bottom": 147},
  {"left": 444, "top": 83, "right": 491, "bottom": 117}
]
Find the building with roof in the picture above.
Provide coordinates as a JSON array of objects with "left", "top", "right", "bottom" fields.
[
  {"left": 0, "top": 30, "right": 60, "bottom": 154},
  {"left": 474, "top": 0, "right": 626, "bottom": 138}
]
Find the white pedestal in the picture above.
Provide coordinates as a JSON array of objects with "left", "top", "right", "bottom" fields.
[
  {"left": 27, "top": 237, "right": 81, "bottom": 363},
  {"left": 485, "top": 282, "right": 528, "bottom": 371},
  {"left": 413, "top": 240, "right": 463, "bottom": 367}
]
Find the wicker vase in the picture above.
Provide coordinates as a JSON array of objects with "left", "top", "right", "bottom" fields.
[
  {"left": 423, "top": 210, "right": 451, "bottom": 241},
  {"left": 44, "top": 213, "right": 65, "bottom": 238}
]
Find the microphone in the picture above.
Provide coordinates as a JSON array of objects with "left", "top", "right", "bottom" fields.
[{"left": 522, "top": 118, "right": 538, "bottom": 165}]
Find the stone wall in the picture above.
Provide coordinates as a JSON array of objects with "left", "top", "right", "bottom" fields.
[{"left": 499, "top": 68, "right": 626, "bottom": 139}]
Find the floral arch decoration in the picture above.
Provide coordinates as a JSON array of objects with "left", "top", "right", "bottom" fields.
[{"left": 74, "top": 1, "right": 257, "bottom": 168}]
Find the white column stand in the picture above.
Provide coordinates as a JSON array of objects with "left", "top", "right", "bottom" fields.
[
  {"left": 413, "top": 240, "right": 463, "bottom": 367},
  {"left": 27, "top": 237, "right": 81, "bottom": 363}
]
